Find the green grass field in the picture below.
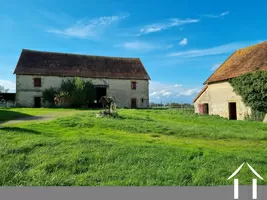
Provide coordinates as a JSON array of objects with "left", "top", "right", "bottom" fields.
[{"left": 0, "top": 108, "right": 267, "bottom": 186}]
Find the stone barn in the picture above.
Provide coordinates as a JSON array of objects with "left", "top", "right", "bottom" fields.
[
  {"left": 14, "top": 49, "right": 150, "bottom": 108},
  {"left": 193, "top": 41, "right": 267, "bottom": 120}
]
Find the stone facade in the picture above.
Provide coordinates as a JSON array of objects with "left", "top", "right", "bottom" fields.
[
  {"left": 194, "top": 81, "right": 251, "bottom": 120},
  {"left": 16, "top": 75, "right": 149, "bottom": 108}
]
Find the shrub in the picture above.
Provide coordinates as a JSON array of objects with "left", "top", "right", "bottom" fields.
[
  {"left": 60, "top": 77, "right": 95, "bottom": 107},
  {"left": 54, "top": 92, "right": 70, "bottom": 107},
  {"left": 42, "top": 77, "right": 96, "bottom": 108},
  {"left": 42, "top": 87, "right": 58, "bottom": 106}
]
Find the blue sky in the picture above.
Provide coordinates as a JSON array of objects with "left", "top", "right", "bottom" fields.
[{"left": 1, "top": 0, "right": 267, "bottom": 103}]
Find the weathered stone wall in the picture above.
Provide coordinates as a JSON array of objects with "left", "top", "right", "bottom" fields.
[
  {"left": 194, "top": 81, "right": 251, "bottom": 120},
  {"left": 16, "top": 75, "right": 149, "bottom": 108}
]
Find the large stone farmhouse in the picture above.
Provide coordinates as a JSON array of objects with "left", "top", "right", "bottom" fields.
[
  {"left": 14, "top": 49, "right": 150, "bottom": 108},
  {"left": 193, "top": 41, "right": 267, "bottom": 120}
]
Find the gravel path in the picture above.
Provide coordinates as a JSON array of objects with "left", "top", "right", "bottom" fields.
[
  {"left": 0, "top": 116, "right": 52, "bottom": 125},
  {"left": 0, "top": 111, "right": 84, "bottom": 125}
]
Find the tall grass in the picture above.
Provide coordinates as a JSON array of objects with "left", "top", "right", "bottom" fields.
[{"left": 0, "top": 108, "right": 266, "bottom": 186}]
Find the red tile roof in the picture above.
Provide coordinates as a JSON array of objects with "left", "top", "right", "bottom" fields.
[
  {"left": 204, "top": 41, "right": 267, "bottom": 84},
  {"left": 14, "top": 49, "right": 151, "bottom": 80}
]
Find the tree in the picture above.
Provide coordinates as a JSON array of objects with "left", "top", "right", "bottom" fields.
[
  {"left": 42, "top": 77, "right": 96, "bottom": 108},
  {"left": 0, "top": 85, "right": 9, "bottom": 93},
  {"left": 42, "top": 87, "right": 58, "bottom": 106},
  {"left": 60, "top": 77, "right": 95, "bottom": 107}
]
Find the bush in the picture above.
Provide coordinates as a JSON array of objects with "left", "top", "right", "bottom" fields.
[
  {"left": 60, "top": 77, "right": 95, "bottom": 107},
  {"left": 42, "top": 77, "right": 96, "bottom": 108},
  {"left": 42, "top": 87, "right": 58, "bottom": 106},
  {"left": 54, "top": 92, "right": 70, "bottom": 107}
]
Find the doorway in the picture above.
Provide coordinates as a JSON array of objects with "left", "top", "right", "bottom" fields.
[
  {"left": 203, "top": 103, "right": 209, "bottom": 114},
  {"left": 34, "top": 97, "right": 41, "bottom": 108},
  {"left": 96, "top": 88, "right": 107, "bottom": 101},
  {"left": 91, "top": 87, "right": 107, "bottom": 108},
  {"left": 229, "top": 102, "right": 237, "bottom": 120},
  {"left": 131, "top": 98, "right": 137, "bottom": 108}
]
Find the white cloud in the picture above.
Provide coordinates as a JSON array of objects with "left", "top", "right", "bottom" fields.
[
  {"left": 179, "top": 38, "right": 188, "bottom": 46},
  {"left": 117, "top": 41, "right": 173, "bottom": 51},
  {"left": 47, "top": 14, "right": 129, "bottom": 39},
  {"left": 221, "top": 11, "right": 230, "bottom": 16},
  {"left": 150, "top": 92, "right": 158, "bottom": 96},
  {"left": 137, "top": 18, "right": 199, "bottom": 36},
  {"left": 177, "top": 89, "right": 199, "bottom": 96},
  {"left": 211, "top": 63, "right": 222, "bottom": 71},
  {"left": 120, "top": 41, "right": 155, "bottom": 50},
  {"left": 166, "top": 44, "right": 173, "bottom": 49},
  {"left": 149, "top": 81, "right": 200, "bottom": 103},
  {"left": 174, "top": 84, "right": 182, "bottom": 88},
  {"left": 167, "top": 41, "right": 259, "bottom": 57},
  {"left": 204, "top": 11, "right": 230, "bottom": 18},
  {"left": 160, "top": 90, "right": 172, "bottom": 96},
  {"left": 163, "top": 92, "right": 171, "bottom": 96},
  {"left": 0, "top": 80, "right": 16, "bottom": 92}
]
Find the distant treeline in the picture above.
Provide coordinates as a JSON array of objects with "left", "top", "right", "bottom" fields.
[{"left": 149, "top": 102, "right": 193, "bottom": 109}]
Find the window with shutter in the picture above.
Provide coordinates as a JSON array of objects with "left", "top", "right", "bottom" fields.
[
  {"left": 34, "top": 78, "right": 41, "bottom": 87},
  {"left": 131, "top": 81, "right": 136, "bottom": 90}
]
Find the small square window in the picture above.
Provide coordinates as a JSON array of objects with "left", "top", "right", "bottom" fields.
[
  {"left": 131, "top": 81, "right": 136, "bottom": 90},
  {"left": 34, "top": 78, "right": 41, "bottom": 87}
]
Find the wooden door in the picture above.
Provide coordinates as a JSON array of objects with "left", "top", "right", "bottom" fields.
[
  {"left": 228, "top": 102, "right": 237, "bottom": 120},
  {"left": 131, "top": 98, "right": 137, "bottom": 108},
  {"left": 203, "top": 103, "right": 209, "bottom": 114}
]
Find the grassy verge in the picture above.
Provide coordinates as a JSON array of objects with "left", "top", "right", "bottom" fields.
[{"left": 0, "top": 108, "right": 266, "bottom": 186}]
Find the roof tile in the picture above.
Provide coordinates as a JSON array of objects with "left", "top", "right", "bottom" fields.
[
  {"left": 14, "top": 49, "right": 151, "bottom": 80},
  {"left": 204, "top": 41, "right": 267, "bottom": 84}
]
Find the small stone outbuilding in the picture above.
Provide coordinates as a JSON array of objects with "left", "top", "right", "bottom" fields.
[{"left": 194, "top": 41, "right": 267, "bottom": 120}]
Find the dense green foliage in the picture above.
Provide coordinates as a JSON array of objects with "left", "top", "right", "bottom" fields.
[
  {"left": 60, "top": 77, "right": 95, "bottom": 107},
  {"left": 0, "top": 108, "right": 267, "bottom": 186},
  {"left": 42, "top": 87, "right": 58, "bottom": 106},
  {"left": 229, "top": 70, "right": 267, "bottom": 121},
  {"left": 245, "top": 109, "right": 266, "bottom": 121},
  {"left": 42, "top": 77, "right": 95, "bottom": 107}
]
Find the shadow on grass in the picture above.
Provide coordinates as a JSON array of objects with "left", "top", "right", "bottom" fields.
[
  {"left": 46, "top": 106, "right": 101, "bottom": 110},
  {"left": 0, "top": 109, "right": 32, "bottom": 123},
  {"left": 150, "top": 108, "right": 169, "bottom": 110},
  {"left": 0, "top": 127, "right": 40, "bottom": 134}
]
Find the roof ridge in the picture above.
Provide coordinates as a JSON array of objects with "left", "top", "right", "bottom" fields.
[
  {"left": 204, "top": 40, "right": 267, "bottom": 84},
  {"left": 22, "top": 49, "right": 140, "bottom": 60},
  {"left": 204, "top": 50, "right": 237, "bottom": 84},
  {"left": 14, "top": 49, "right": 151, "bottom": 80},
  {"left": 235, "top": 41, "right": 267, "bottom": 52}
]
